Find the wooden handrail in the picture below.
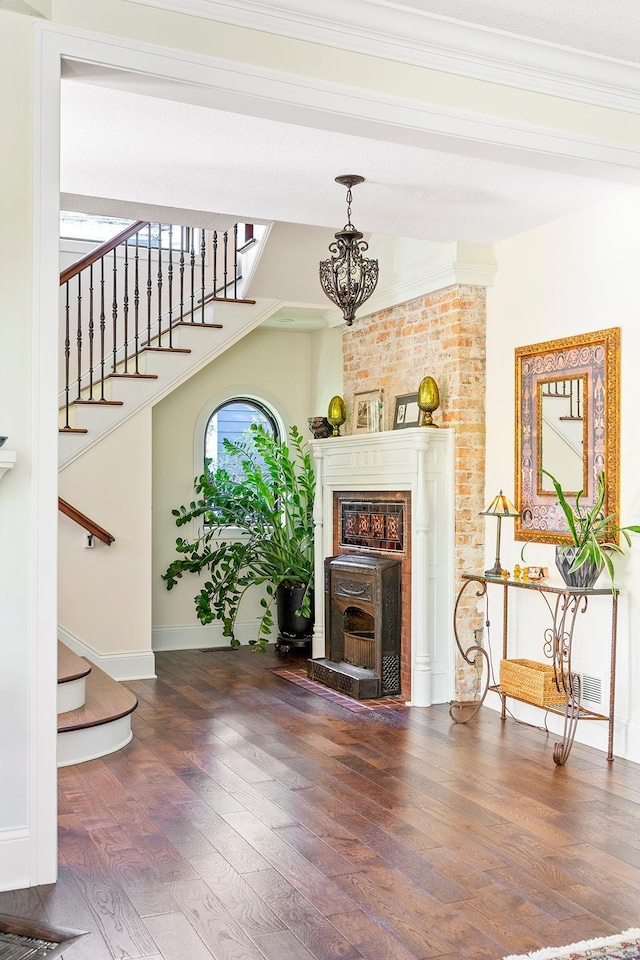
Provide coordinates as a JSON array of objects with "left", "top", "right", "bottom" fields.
[
  {"left": 60, "top": 220, "right": 149, "bottom": 286},
  {"left": 58, "top": 497, "right": 115, "bottom": 545}
]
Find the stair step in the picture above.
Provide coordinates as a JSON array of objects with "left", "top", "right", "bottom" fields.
[
  {"left": 57, "top": 660, "right": 137, "bottom": 767},
  {"left": 106, "top": 372, "right": 158, "bottom": 380},
  {"left": 172, "top": 320, "right": 223, "bottom": 330},
  {"left": 141, "top": 346, "right": 191, "bottom": 353},
  {"left": 69, "top": 398, "right": 124, "bottom": 407},
  {"left": 57, "top": 641, "right": 90, "bottom": 715},
  {"left": 58, "top": 641, "right": 91, "bottom": 684},
  {"left": 58, "top": 661, "right": 137, "bottom": 733}
]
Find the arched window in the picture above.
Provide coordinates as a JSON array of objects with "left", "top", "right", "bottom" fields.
[{"left": 204, "top": 397, "right": 279, "bottom": 473}]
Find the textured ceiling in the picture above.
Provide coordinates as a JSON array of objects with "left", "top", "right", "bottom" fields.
[{"left": 60, "top": 80, "right": 630, "bottom": 247}]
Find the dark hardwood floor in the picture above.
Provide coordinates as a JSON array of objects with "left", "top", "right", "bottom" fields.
[{"left": 3, "top": 645, "right": 640, "bottom": 960}]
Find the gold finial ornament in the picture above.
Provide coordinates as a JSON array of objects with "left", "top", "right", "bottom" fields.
[
  {"left": 417, "top": 376, "right": 440, "bottom": 427},
  {"left": 327, "top": 395, "right": 347, "bottom": 437}
]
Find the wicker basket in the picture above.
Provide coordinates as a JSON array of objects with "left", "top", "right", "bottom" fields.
[{"left": 499, "top": 659, "right": 566, "bottom": 707}]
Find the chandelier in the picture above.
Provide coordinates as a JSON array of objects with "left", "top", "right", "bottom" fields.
[{"left": 319, "top": 175, "right": 379, "bottom": 326}]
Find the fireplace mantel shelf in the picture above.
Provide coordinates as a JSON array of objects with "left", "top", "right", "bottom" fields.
[{"left": 310, "top": 427, "right": 455, "bottom": 708}]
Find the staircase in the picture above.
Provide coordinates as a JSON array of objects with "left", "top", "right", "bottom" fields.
[
  {"left": 58, "top": 218, "right": 278, "bottom": 467},
  {"left": 57, "top": 217, "right": 274, "bottom": 763},
  {"left": 57, "top": 641, "right": 137, "bottom": 767}
]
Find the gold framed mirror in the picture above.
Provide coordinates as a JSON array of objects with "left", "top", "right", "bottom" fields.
[{"left": 514, "top": 327, "right": 620, "bottom": 543}]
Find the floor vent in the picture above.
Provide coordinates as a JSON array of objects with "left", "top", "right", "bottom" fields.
[
  {"left": 579, "top": 673, "right": 603, "bottom": 706},
  {"left": 0, "top": 914, "right": 87, "bottom": 959}
]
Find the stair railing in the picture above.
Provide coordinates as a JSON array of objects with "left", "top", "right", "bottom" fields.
[
  {"left": 58, "top": 497, "right": 115, "bottom": 545},
  {"left": 59, "top": 221, "right": 256, "bottom": 432}
]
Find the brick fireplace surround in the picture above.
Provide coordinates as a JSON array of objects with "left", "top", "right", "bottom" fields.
[{"left": 341, "top": 283, "right": 487, "bottom": 700}]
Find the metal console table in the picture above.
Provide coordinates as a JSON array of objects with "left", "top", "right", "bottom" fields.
[{"left": 449, "top": 573, "right": 618, "bottom": 765}]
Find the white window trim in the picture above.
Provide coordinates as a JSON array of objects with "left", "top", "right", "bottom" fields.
[{"left": 192, "top": 387, "right": 290, "bottom": 539}]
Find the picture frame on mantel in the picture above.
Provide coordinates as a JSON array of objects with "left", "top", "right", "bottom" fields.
[
  {"left": 353, "top": 389, "right": 384, "bottom": 433},
  {"left": 393, "top": 393, "right": 422, "bottom": 429}
]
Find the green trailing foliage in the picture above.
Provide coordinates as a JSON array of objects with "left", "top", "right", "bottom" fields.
[
  {"left": 542, "top": 469, "right": 640, "bottom": 588},
  {"left": 162, "top": 424, "right": 315, "bottom": 652}
]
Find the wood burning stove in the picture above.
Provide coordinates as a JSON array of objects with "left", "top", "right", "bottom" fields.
[{"left": 307, "top": 553, "right": 401, "bottom": 699}]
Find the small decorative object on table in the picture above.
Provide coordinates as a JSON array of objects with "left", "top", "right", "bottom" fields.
[
  {"left": 308, "top": 416, "right": 332, "bottom": 439},
  {"left": 525, "top": 565, "right": 548, "bottom": 581},
  {"left": 417, "top": 375, "right": 440, "bottom": 427},
  {"left": 353, "top": 389, "right": 383, "bottom": 433},
  {"left": 326, "top": 396, "right": 346, "bottom": 436},
  {"left": 393, "top": 393, "right": 420, "bottom": 429}
]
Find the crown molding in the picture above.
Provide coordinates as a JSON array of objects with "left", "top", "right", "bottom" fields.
[{"left": 131, "top": 0, "right": 640, "bottom": 113}]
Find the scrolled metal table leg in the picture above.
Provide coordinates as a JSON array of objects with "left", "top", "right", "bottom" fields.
[
  {"left": 450, "top": 578, "right": 490, "bottom": 724},
  {"left": 553, "top": 674, "right": 581, "bottom": 766}
]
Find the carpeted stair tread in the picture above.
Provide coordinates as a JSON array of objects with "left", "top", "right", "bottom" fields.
[
  {"left": 57, "top": 641, "right": 91, "bottom": 684},
  {"left": 57, "top": 661, "right": 137, "bottom": 733}
]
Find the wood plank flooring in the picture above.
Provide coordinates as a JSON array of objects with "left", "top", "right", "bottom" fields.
[{"left": 3, "top": 645, "right": 640, "bottom": 960}]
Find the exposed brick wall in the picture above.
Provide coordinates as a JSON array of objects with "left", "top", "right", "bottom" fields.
[{"left": 343, "top": 284, "right": 487, "bottom": 699}]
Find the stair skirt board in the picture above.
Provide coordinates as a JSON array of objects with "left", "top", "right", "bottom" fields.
[
  {"left": 57, "top": 675, "right": 86, "bottom": 714},
  {"left": 57, "top": 715, "right": 133, "bottom": 767}
]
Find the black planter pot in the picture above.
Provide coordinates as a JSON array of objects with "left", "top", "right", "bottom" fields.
[
  {"left": 555, "top": 545, "right": 602, "bottom": 589},
  {"left": 275, "top": 584, "right": 314, "bottom": 648}
]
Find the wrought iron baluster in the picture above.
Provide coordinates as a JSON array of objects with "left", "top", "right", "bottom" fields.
[
  {"left": 190, "top": 227, "right": 195, "bottom": 323},
  {"left": 88, "top": 263, "right": 94, "bottom": 399},
  {"left": 134, "top": 232, "right": 140, "bottom": 374},
  {"left": 212, "top": 230, "right": 218, "bottom": 297},
  {"left": 112, "top": 248, "right": 118, "bottom": 373},
  {"left": 99, "top": 256, "right": 106, "bottom": 399},
  {"left": 123, "top": 239, "right": 129, "bottom": 372},
  {"left": 63, "top": 281, "right": 71, "bottom": 428},
  {"left": 157, "top": 224, "right": 163, "bottom": 346},
  {"left": 147, "top": 223, "right": 153, "bottom": 346},
  {"left": 168, "top": 224, "right": 173, "bottom": 346},
  {"left": 201, "top": 228, "right": 206, "bottom": 323},
  {"left": 76, "top": 274, "right": 83, "bottom": 400},
  {"left": 223, "top": 229, "right": 229, "bottom": 299},
  {"left": 233, "top": 223, "right": 238, "bottom": 298},
  {"left": 179, "top": 226, "right": 185, "bottom": 323}
]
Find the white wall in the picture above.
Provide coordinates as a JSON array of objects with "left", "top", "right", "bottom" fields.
[
  {"left": 310, "top": 325, "right": 343, "bottom": 416},
  {"left": 58, "top": 408, "right": 155, "bottom": 678},
  {"left": 486, "top": 189, "right": 640, "bottom": 761},
  {"left": 152, "top": 327, "right": 317, "bottom": 649}
]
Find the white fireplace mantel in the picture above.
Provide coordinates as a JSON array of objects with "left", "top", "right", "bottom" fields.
[{"left": 310, "top": 428, "right": 455, "bottom": 707}]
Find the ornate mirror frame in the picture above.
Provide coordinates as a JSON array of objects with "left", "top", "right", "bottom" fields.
[{"left": 514, "top": 327, "right": 620, "bottom": 544}]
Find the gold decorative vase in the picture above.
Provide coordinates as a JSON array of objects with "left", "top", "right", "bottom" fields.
[
  {"left": 327, "top": 395, "right": 347, "bottom": 437},
  {"left": 417, "top": 376, "right": 440, "bottom": 427}
]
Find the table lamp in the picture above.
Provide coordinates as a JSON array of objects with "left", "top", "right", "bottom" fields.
[{"left": 481, "top": 490, "right": 520, "bottom": 577}]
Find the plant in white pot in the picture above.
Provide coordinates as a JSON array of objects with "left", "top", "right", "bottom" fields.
[
  {"left": 162, "top": 424, "right": 315, "bottom": 651},
  {"left": 543, "top": 469, "right": 640, "bottom": 589}
]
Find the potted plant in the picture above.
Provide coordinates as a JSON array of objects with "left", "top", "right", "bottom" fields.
[
  {"left": 543, "top": 469, "right": 640, "bottom": 589},
  {"left": 162, "top": 424, "right": 315, "bottom": 651}
]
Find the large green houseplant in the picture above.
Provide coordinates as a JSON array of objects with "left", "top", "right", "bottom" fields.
[
  {"left": 543, "top": 469, "right": 640, "bottom": 588},
  {"left": 163, "top": 424, "right": 315, "bottom": 651}
]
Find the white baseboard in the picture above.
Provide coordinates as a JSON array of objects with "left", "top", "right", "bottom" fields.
[
  {"left": 58, "top": 625, "right": 156, "bottom": 680},
  {"left": 0, "top": 828, "right": 32, "bottom": 892},
  {"left": 152, "top": 621, "right": 260, "bottom": 651}
]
